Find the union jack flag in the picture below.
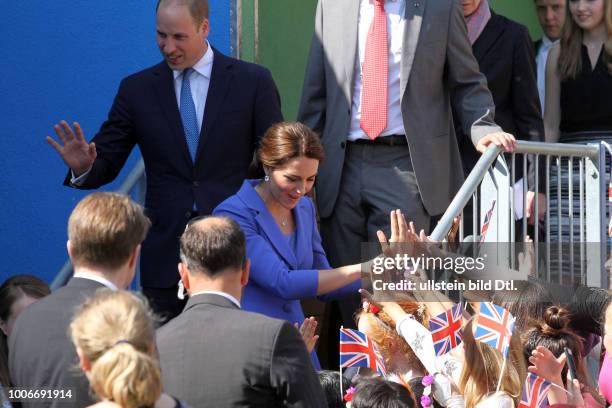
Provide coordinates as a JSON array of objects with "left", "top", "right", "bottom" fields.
[
  {"left": 480, "top": 200, "right": 496, "bottom": 243},
  {"left": 518, "top": 373, "right": 551, "bottom": 408},
  {"left": 474, "top": 302, "right": 515, "bottom": 358},
  {"left": 429, "top": 303, "right": 463, "bottom": 356},
  {"left": 339, "top": 328, "right": 386, "bottom": 376}
]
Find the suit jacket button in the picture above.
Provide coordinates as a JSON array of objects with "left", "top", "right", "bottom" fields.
[
  {"left": 193, "top": 181, "right": 200, "bottom": 187},
  {"left": 340, "top": 141, "right": 346, "bottom": 149},
  {"left": 283, "top": 304, "right": 291, "bottom": 313}
]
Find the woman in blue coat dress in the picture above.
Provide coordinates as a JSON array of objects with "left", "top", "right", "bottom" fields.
[{"left": 214, "top": 122, "right": 406, "bottom": 368}]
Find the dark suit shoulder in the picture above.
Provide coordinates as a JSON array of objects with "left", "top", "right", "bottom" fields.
[
  {"left": 534, "top": 39, "right": 543, "bottom": 53},
  {"left": 11, "top": 280, "right": 103, "bottom": 332},
  {"left": 490, "top": 12, "right": 531, "bottom": 40},
  {"left": 117, "top": 61, "right": 169, "bottom": 85},
  {"left": 157, "top": 301, "right": 287, "bottom": 345},
  {"left": 224, "top": 54, "right": 272, "bottom": 77}
]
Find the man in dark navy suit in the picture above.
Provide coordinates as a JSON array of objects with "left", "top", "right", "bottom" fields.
[{"left": 47, "top": 0, "right": 282, "bottom": 320}]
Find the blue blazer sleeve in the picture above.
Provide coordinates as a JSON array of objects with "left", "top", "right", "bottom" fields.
[{"left": 214, "top": 198, "right": 320, "bottom": 301}]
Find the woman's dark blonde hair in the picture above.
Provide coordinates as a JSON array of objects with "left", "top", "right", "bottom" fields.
[
  {"left": 459, "top": 315, "right": 526, "bottom": 408},
  {"left": 257, "top": 122, "right": 324, "bottom": 169},
  {"left": 70, "top": 290, "right": 161, "bottom": 408},
  {"left": 558, "top": 0, "right": 612, "bottom": 79}
]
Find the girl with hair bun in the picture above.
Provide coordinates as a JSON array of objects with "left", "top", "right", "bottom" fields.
[
  {"left": 70, "top": 289, "right": 186, "bottom": 408},
  {"left": 523, "top": 305, "right": 605, "bottom": 407}
]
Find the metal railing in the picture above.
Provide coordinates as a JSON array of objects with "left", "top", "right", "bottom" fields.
[
  {"left": 50, "top": 159, "right": 146, "bottom": 290},
  {"left": 431, "top": 140, "right": 609, "bottom": 289}
]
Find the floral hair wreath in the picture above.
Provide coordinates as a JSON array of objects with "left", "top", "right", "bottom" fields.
[
  {"left": 343, "top": 386, "right": 356, "bottom": 402},
  {"left": 362, "top": 300, "right": 426, "bottom": 319},
  {"left": 362, "top": 300, "right": 380, "bottom": 315},
  {"left": 420, "top": 374, "right": 434, "bottom": 407}
]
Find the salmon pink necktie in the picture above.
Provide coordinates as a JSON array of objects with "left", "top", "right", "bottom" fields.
[{"left": 360, "top": 0, "right": 388, "bottom": 140}]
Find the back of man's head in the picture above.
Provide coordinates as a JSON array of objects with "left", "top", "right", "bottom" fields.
[
  {"left": 68, "top": 192, "right": 150, "bottom": 270},
  {"left": 179, "top": 216, "right": 246, "bottom": 277}
]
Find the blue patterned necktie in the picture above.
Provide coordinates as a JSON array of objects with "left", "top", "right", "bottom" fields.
[{"left": 180, "top": 68, "right": 199, "bottom": 161}]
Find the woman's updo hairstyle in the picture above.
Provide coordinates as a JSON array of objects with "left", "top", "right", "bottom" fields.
[
  {"left": 523, "top": 306, "right": 580, "bottom": 351},
  {"left": 70, "top": 289, "right": 161, "bottom": 408},
  {"left": 522, "top": 305, "right": 604, "bottom": 403},
  {"left": 257, "top": 122, "right": 324, "bottom": 169},
  {"left": 522, "top": 306, "right": 584, "bottom": 378}
]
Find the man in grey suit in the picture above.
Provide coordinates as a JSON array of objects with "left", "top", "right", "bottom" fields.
[
  {"left": 9, "top": 193, "right": 150, "bottom": 407},
  {"left": 298, "top": 0, "right": 515, "bottom": 324},
  {"left": 156, "top": 216, "right": 327, "bottom": 408}
]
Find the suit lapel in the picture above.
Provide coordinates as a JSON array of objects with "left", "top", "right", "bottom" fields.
[
  {"left": 534, "top": 39, "right": 542, "bottom": 54},
  {"left": 472, "top": 13, "right": 503, "bottom": 62},
  {"left": 237, "top": 181, "right": 298, "bottom": 268},
  {"left": 343, "top": 0, "right": 360, "bottom": 99},
  {"left": 293, "top": 200, "right": 309, "bottom": 266},
  {"left": 196, "top": 48, "right": 233, "bottom": 163},
  {"left": 254, "top": 211, "right": 298, "bottom": 269},
  {"left": 400, "top": 0, "right": 425, "bottom": 100},
  {"left": 151, "top": 62, "right": 193, "bottom": 166}
]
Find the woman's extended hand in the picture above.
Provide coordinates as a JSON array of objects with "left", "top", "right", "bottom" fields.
[{"left": 295, "top": 316, "right": 319, "bottom": 353}]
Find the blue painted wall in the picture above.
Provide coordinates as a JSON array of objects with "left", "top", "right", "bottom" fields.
[{"left": 0, "top": 1, "right": 231, "bottom": 285}]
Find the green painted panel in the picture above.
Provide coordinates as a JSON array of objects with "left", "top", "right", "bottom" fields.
[
  {"left": 240, "top": 0, "right": 256, "bottom": 62},
  {"left": 489, "top": 0, "right": 543, "bottom": 40},
  {"left": 256, "top": 0, "right": 318, "bottom": 120},
  {"left": 251, "top": 0, "right": 544, "bottom": 121}
]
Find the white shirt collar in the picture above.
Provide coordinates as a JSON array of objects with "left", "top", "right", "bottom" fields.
[
  {"left": 73, "top": 272, "right": 118, "bottom": 291},
  {"left": 542, "top": 35, "right": 557, "bottom": 48},
  {"left": 173, "top": 40, "right": 214, "bottom": 80},
  {"left": 190, "top": 290, "right": 241, "bottom": 308}
]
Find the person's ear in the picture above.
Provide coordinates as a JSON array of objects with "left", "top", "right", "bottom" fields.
[
  {"left": 0, "top": 320, "right": 8, "bottom": 337},
  {"left": 178, "top": 263, "right": 191, "bottom": 291},
  {"left": 76, "top": 347, "right": 92, "bottom": 373},
  {"left": 128, "top": 245, "right": 141, "bottom": 269},
  {"left": 66, "top": 240, "right": 73, "bottom": 258},
  {"left": 240, "top": 258, "right": 250, "bottom": 286},
  {"left": 199, "top": 18, "right": 210, "bottom": 38}
]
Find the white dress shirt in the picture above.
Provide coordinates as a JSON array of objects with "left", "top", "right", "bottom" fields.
[
  {"left": 172, "top": 41, "right": 214, "bottom": 135},
  {"left": 536, "top": 35, "right": 556, "bottom": 116},
  {"left": 73, "top": 272, "right": 118, "bottom": 290},
  {"left": 348, "top": 0, "right": 406, "bottom": 141},
  {"left": 190, "top": 290, "right": 241, "bottom": 308},
  {"left": 71, "top": 42, "right": 214, "bottom": 185}
]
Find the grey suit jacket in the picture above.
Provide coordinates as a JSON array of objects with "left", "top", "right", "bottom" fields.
[
  {"left": 8, "top": 278, "right": 104, "bottom": 408},
  {"left": 156, "top": 293, "right": 327, "bottom": 408},
  {"left": 298, "top": 0, "right": 502, "bottom": 217}
]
